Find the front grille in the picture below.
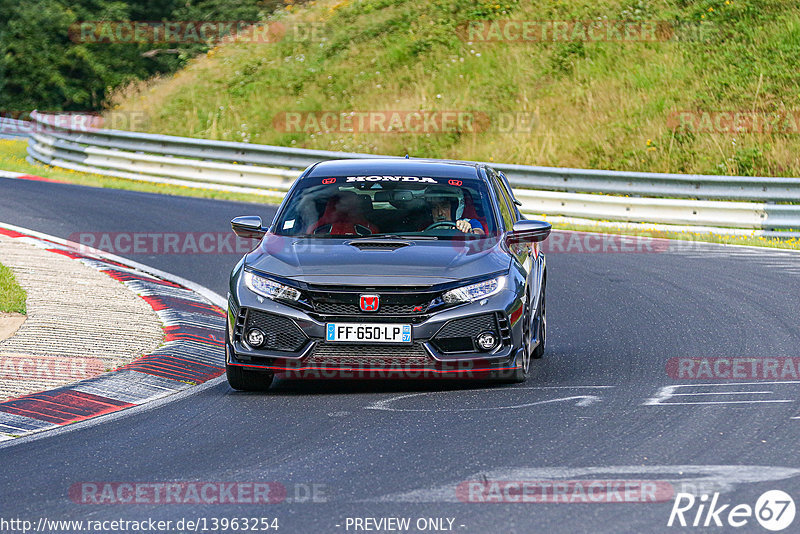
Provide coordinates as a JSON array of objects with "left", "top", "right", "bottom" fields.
[
  {"left": 306, "top": 288, "right": 436, "bottom": 316},
  {"left": 239, "top": 308, "right": 308, "bottom": 352},
  {"left": 305, "top": 342, "right": 434, "bottom": 368},
  {"left": 431, "top": 313, "right": 502, "bottom": 354},
  {"left": 314, "top": 302, "right": 424, "bottom": 315}
]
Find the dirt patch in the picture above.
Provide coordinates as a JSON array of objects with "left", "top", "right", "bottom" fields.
[{"left": 0, "top": 312, "right": 25, "bottom": 342}]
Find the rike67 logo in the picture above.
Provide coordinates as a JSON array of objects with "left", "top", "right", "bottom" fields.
[{"left": 668, "top": 490, "right": 796, "bottom": 531}]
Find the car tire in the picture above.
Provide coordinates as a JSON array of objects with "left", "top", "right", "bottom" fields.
[
  {"left": 509, "top": 359, "right": 528, "bottom": 383},
  {"left": 507, "top": 289, "right": 534, "bottom": 384},
  {"left": 531, "top": 280, "right": 546, "bottom": 360},
  {"left": 507, "top": 279, "right": 546, "bottom": 383},
  {"left": 226, "top": 363, "right": 274, "bottom": 391}
]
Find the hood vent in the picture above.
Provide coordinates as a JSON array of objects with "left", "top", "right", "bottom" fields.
[{"left": 347, "top": 239, "right": 411, "bottom": 251}]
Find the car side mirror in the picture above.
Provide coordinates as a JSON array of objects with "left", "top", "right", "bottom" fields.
[
  {"left": 506, "top": 220, "right": 551, "bottom": 244},
  {"left": 231, "top": 216, "right": 266, "bottom": 239}
]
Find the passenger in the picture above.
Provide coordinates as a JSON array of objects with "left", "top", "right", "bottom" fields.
[{"left": 307, "top": 191, "right": 379, "bottom": 235}]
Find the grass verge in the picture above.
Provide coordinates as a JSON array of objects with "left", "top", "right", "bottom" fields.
[
  {"left": 110, "top": 0, "right": 800, "bottom": 178},
  {"left": 0, "top": 262, "right": 26, "bottom": 315}
]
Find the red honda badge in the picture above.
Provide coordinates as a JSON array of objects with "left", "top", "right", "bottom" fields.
[{"left": 360, "top": 294, "right": 379, "bottom": 312}]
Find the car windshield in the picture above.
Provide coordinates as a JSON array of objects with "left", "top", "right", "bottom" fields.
[{"left": 273, "top": 175, "right": 499, "bottom": 239}]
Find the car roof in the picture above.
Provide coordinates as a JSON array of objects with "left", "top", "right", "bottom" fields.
[{"left": 305, "top": 158, "right": 484, "bottom": 180}]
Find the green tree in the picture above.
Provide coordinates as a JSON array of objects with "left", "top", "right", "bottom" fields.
[{"left": 0, "top": 0, "right": 273, "bottom": 112}]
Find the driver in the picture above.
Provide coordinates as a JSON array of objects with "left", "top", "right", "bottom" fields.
[{"left": 426, "top": 186, "right": 485, "bottom": 235}]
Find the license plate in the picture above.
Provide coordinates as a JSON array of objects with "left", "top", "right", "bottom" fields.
[{"left": 325, "top": 323, "right": 412, "bottom": 344}]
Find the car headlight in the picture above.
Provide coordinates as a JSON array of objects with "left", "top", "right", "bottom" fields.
[
  {"left": 244, "top": 271, "right": 301, "bottom": 301},
  {"left": 441, "top": 276, "right": 506, "bottom": 304}
]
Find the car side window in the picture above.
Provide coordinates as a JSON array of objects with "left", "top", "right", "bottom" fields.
[
  {"left": 497, "top": 171, "right": 522, "bottom": 219},
  {"left": 487, "top": 168, "right": 515, "bottom": 231}
]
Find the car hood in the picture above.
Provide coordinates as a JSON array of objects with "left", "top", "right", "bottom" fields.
[{"left": 245, "top": 234, "right": 511, "bottom": 286}]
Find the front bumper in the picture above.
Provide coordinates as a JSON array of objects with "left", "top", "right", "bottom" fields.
[{"left": 226, "top": 285, "right": 525, "bottom": 378}]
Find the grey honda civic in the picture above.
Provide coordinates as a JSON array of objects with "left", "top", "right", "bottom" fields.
[{"left": 226, "top": 158, "right": 550, "bottom": 390}]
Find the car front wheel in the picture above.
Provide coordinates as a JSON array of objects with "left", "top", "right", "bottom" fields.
[
  {"left": 531, "top": 280, "right": 546, "bottom": 360},
  {"left": 508, "top": 289, "right": 534, "bottom": 383},
  {"left": 509, "top": 280, "right": 546, "bottom": 383}
]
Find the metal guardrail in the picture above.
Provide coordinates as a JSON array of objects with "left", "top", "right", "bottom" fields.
[
  {"left": 0, "top": 117, "right": 32, "bottom": 139},
  {"left": 23, "top": 111, "right": 800, "bottom": 235}
]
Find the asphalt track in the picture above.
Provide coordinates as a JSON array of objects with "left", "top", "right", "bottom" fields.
[{"left": 1, "top": 177, "right": 800, "bottom": 533}]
